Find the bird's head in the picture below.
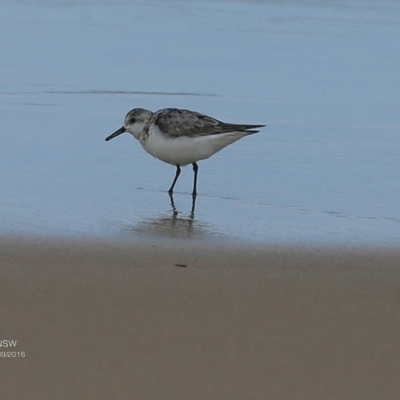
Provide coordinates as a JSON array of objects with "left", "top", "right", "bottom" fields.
[{"left": 105, "top": 108, "right": 153, "bottom": 142}]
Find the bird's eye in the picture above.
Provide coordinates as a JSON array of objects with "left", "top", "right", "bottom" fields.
[{"left": 130, "top": 118, "right": 136, "bottom": 124}]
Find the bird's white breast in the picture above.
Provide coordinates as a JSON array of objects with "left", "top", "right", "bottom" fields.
[{"left": 141, "top": 125, "right": 250, "bottom": 166}]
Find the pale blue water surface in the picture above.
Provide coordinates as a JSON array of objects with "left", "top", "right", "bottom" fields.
[{"left": 1, "top": 0, "right": 400, "bottom": 244}]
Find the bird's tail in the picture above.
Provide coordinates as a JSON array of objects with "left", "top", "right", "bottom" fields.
[{"left": 242, "top": 124, "right": 266, "bottom": 134}]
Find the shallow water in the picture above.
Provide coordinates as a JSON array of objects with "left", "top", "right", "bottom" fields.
[{"left": 1, "top": 0, "right": 400, "bottom": 244}]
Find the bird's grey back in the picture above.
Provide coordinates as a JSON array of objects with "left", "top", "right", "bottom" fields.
[{"left": 153, "top": 108, "right": 264, "bottom": 138}]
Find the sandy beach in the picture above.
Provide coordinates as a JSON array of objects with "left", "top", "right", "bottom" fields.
[{"left": 1, "top": 235, "right": 399, "bottom": 399}]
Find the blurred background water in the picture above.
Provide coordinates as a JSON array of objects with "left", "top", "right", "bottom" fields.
[{"left": 1, "top": 0, "right": 399, "bottom": 244}]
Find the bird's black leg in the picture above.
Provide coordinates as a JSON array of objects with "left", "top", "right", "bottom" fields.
[
  {"left": 168, "top": 165, "right": 181, "bottom": 194},
  {"left": 192, "top": 162, "right": 199, "bottom": 196}
]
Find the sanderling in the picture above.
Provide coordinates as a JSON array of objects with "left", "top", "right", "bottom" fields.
[{"left": 105, "top": 108, "right": 265, "bottom": 195}]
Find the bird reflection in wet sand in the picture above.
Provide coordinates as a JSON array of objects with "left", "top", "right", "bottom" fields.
[
  {"left": 128, "top": 195, "right": 218, "bottom": 239},
  {"left": 169, "top": 192, "right": 196, "bottom": 219},
  {"left": 105, "top": 107, "right": 265, "bottom": 198}
]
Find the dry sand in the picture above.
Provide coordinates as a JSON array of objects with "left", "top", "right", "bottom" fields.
[{"left": 1, "top": 235, "right": 400, "bottom": 399}]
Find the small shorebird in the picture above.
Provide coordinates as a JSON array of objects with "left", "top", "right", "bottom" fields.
[{"left": 105, "top": 108, "right": 265, "bottom": 195}]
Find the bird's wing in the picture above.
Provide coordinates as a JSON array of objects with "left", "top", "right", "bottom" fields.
[{"left": 153, "top": 108, "right": 265, "bottom": 137}]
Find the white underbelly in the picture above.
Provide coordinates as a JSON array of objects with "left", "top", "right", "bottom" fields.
[{"left": 142, "top": 131, "right": 249, "bottom": 166}]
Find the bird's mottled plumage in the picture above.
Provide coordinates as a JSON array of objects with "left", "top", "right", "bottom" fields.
[
  {"left": 153, "top": 108, "right": 263, "bottom": 137},
  {"left": 105, "top": 107, "right": 265, "bottom": 195}
]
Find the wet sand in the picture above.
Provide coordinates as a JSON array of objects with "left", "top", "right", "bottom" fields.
[{"left": 1, "top": 235, "right": 400, "bottom": 399}]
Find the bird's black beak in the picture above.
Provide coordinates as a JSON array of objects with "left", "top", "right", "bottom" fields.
[{"left": 105, "top": 126, "right": 126, "bottom": 141}]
